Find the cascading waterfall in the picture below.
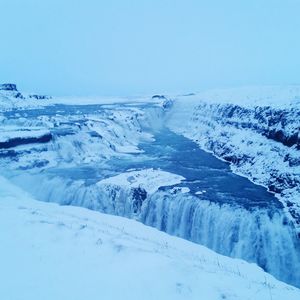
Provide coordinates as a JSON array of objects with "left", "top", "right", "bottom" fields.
[
  {"left": 10, "top": 173, "right": 300, "bottom": 287},
  {"left": 141, "top": 191, "right": 300, "bottom": 286}
]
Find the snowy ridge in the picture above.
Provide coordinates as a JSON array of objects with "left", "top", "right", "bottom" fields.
[
  {"left": 182, "top": 85, "right": 300, "bottom": 108},
  {"left": 1, "top": 175, "right": 299, "bottom": 300}
]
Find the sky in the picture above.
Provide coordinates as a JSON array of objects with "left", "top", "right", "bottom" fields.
[{"left": 0, "top": 0, "right": 300, "bottom": 96}]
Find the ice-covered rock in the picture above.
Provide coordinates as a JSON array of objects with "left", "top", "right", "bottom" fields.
[
  {"left": 152, "top": 94, "right": 167, "bottom": 100},
  {"left": 97, "top": 168, "right": 185, "bottom": 194},
  {"left": 0, "top": 83, "right": 18, "bottom": 91}
]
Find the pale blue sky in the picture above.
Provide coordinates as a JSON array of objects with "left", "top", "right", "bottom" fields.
[{"left": 0, "top": 0, "right": 299, "bottom": 96}]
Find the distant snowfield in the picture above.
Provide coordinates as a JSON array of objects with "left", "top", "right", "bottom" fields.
[
  {"left": 31, "top": 85, "right": 300, "bottom": 109},
  {"left": 0, "top": 176, "right": 299, "bottom": 300},
  {"left": 1, "top": 85, "right": 300, "bottom": 110},
  {"left": 51, "top": 95, "right": 157, "bottom": 105},
  {"left": 179, "top": 85, "right": 300, "bottom": 108},
  {"left": 0, "top": 91, "right": 160, "bottom": 111}
]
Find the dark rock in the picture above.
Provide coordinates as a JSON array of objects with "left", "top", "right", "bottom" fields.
[
  {"left": 162, "top": 99, "right": 173, "bottom": 109},
  {"left": 29, "top": 94, "right": 51, "bottom": 100},
  {"left": 14, "top": 92, "right": 25, "bottom": 99},
  {"left": 152, "top": 95, "right": 167, "bottom": 100},
  {"left": 131, "top": 187, "right": 147, "bottom": 213},
  {"left": 0, "top": 149, "right": 18, "bottom": 158},
  {"left": 0, "top": 83, "right": 18, "bottom": 91},
  {"left": 182, "top": 93, "right": 196, "bottom": 96},
  {"left": 268, "top": 173, "right": 300, "bottom": 194},
  {"left": 284, "top": 154, "right": 300, "bottom": 167},
  {"left": 0, "top": 133, "right": 52, "bottom": 149}
]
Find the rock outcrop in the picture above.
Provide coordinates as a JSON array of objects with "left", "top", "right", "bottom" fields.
[{"left": 0, "top": 83, "right": 18, "bottom": 91}]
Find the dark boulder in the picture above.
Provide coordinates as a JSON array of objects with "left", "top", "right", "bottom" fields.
[
  {"left": 152, "top": 95, "right": 167, "bottom": 100},
  {"left": 0, "top": 83, "right": 18, "bottom": 91},
  {"left": 14, "top": 92, "right": 25, "bottom": 99}
]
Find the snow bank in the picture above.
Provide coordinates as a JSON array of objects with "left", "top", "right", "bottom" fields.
[
  {"left": 0, "top": 176, "right": 299, "bottom": 300},
  {"left": 182, "top": 85, "right": 300, "bottom": 108}
]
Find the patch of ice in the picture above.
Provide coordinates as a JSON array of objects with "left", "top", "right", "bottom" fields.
[{"left": 195, "top": 190, "right": 207, "bottom": 195}]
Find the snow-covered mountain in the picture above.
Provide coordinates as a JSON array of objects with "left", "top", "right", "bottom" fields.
[
  {"left": 1, "top": 84, "right": 300, "bottom": 294},
  {"left": 1, "top": 175, "right": 299, "bottom": 300}
]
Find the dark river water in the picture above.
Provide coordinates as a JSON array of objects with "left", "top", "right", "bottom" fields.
[{"left": 114, "top": 127, "right": 282, "bottom": 210}]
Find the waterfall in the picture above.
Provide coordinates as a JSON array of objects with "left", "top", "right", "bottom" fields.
[{"left": 141, "top": 191, "right": 300, "bottom": 287}]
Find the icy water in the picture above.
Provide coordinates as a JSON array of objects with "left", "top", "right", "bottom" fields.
[{"left": 2, "top": 104, "right": 300, "bottom": 287}]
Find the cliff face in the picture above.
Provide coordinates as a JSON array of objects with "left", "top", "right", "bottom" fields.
[
  {"left": 167, "top": 95, "right": 300, "bottom": 230},
  {"left": 194, "top": 103, "right": 300, "bottom": 191},
  {"left": 215, "top": 104, "right": 300, "bottom": 148}
]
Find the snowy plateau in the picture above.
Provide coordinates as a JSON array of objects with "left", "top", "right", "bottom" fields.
[{"left": 1, "top": 84, "right": 300, "bottom": 299}]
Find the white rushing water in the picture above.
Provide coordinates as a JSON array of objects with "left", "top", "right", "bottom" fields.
[{"left": 142, "top": 191, "right": 300, "bottom": 286}]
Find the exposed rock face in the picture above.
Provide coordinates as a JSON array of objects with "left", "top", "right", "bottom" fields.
[
  {"left": 0, "top": 83, "right": 18, "bottom": 91},
  {"left": 152, "top": 95, "right": 167, "bottom": 100},
  {"left": 29, "top": 94, "right": 51, "bottom": 100},
  {"left": 0, "top": 133, "right": 52, "bottom": 149},
  {"left": 185, "top": 102, "right": 300, "bottom": 191},
  {"left": 214, "top": 104, "right": 300, "bottom": 149}
]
